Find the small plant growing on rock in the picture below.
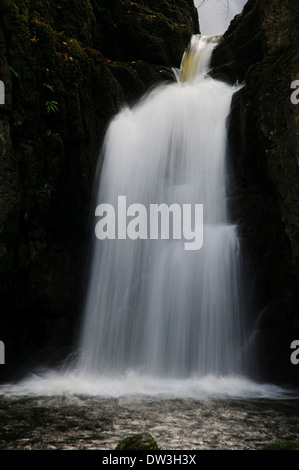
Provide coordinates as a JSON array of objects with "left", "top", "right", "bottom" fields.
[{"left": 45, "top": 100, "right": 58, "bottom": 113}]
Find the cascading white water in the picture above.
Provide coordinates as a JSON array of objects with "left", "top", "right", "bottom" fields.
[
  {"left": 1, "top": 36, "right": 290, "bottom": 399},
  {"left": 76, "top": 35, "right": 252, "bottom": 380}
]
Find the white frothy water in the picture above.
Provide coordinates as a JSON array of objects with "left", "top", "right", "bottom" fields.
[
  {"left": 0, "top": 370, "right": 289, "bottom": 400},
  {"left": 0, "top": 36, "right": 287, "bottom": 400},
  {"left": 76, "top": 35, "right": 251, "bottom": 380}
]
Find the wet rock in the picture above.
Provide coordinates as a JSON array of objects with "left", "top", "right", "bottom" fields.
[
  {"left": 213, "top": 0, "right": 299, "bottom": 384},
  {"left": 261, "top": 441, "right": 299, "bottom": 450},
  {"left": 0, "top": 0, "right": 198, "bottom": 378},
  {"left": 115, "top": 433, "right": 160, "bottom": 451}
]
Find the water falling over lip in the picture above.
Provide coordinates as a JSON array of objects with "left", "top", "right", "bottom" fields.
[{"left": 180, "top": 34, "right": 222, "bottom": 83}]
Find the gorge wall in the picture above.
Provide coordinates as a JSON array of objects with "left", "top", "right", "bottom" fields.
[
  {"left": 0, "top": 0, "right": 198, "bottom": 378},
  {"left": 212, "top": 0, "right": 299, "bottom": 384}
]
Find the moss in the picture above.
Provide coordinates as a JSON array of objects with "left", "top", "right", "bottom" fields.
[
  {"left": 0, "top": 0, "right": 198, "bottom": 373},
  {"left": 109, "top": 61, "right": 145, "bottom": 101},
  {"left": 92, "top": 0, "right": 197, "bottom": 66},
  {"left": 115, "top": 433, "right": 160, "bottom": 451},
  {"left": 53, "top": 0, "right": 96, "bottom": 46},
  {"left": 261, "top": 441, "right": 299, "bottom": 450}
]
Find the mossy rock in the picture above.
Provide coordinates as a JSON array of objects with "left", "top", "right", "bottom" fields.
[
  {"left": 261, "top": 441, "right": 299, "bottom": 450},
  {"left": 92, "top": 0, "right": 198, "bottom": 67},
  {"left": 115, "top": 433, "right": 160, "bottom": 451},
  {"left": 0, "top": 0, "right": 199, "bottom": 378}
]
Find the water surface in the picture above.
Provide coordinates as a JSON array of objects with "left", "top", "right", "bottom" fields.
[{"left": 1, "top": 394, "right": 298, "bottom": 450}]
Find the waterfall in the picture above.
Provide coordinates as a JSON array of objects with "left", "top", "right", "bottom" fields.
[
  {"left": 76, "top": 35, "right": 253, "bottom": 380},
  {"left": 2, "top": 35, "right": 290, "bottom": 399}
]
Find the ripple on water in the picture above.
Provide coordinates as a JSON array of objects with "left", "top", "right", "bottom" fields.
[{"left": 0, "top": 371, "right": 299, "bottom": 450}]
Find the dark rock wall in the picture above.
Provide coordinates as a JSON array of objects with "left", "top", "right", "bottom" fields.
[
  {"left": 0, "top": 0, "right": 198, "bottom": 378},
  {"left": 213, "top": 0, "right": 299, "bottom": 384}
]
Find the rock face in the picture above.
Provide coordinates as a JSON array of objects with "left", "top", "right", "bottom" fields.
[
  {"left": 0, "top": 0, "right": 198, "bottom": 378},
  {"left": 212, "top": 0, "right": 299, "bottom": 384}
]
